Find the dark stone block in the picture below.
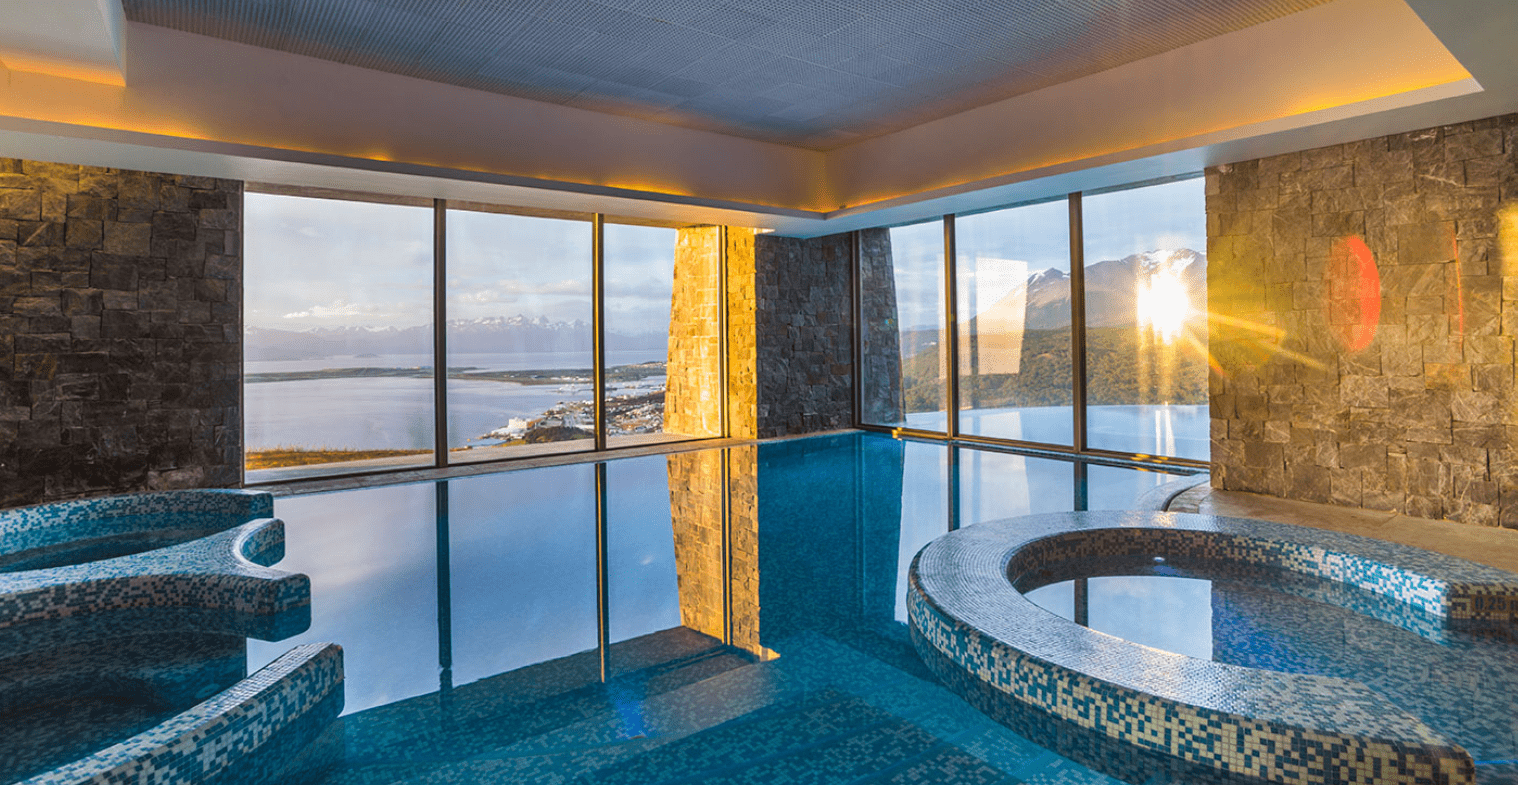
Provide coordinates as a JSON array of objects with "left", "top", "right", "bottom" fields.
[
  {"left": 19, "top": 221, "right": 65, "bottom": 247},
  {"left": 90, "top": 254, "right": 139, "bottom": 290},
  {"left": 151, "top": 211, "right": 197, "bottom": 242},
  {"left": 64, "top": 220, "right": 103, "bottom": 249},
  {"left": 187, "top": 190, "right": 228, "bottom": 210}
]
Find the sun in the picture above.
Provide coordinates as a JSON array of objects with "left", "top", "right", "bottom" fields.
[{"left": 1137, "top": 268, "right": 1189, "bottom": 342}]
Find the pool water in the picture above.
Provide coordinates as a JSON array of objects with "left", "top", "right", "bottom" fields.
[
  {"left": 1021, "top": 556, "right": 1518, "bottom": 776},
  {"left": 247, "top": 432, "right": 1191, "bottom": 784}
]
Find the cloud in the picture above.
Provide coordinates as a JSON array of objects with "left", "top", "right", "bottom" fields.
[
  {"left": 449, "top": 278, "right": 591, "bottom": 305},
  {"left": 282, "top": 300, "right": 400, "bottom": 320}
]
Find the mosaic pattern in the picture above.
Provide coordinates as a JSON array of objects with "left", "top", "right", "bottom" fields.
[
  {"left": 0, "top": 489, "right": 272, "bottom": 561},
  {"left": 907, "top": 511, "right": 1518, "bottom": 785},
  {"left": 0, "top": 489, "right": 310, "bottom": 650},
  {"left": 20, "top": 642, "right": 344, "bottom": 785},
  {"left": 0, "top": 489, "right": 344, "bottom": 785}
]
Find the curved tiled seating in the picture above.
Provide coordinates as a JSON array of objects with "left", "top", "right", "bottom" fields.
[
  {"left": 0, "top": 489, "right": 343, "bottom": 785},
  {"left": 19, "top": 642, "right": 344, "bottom": 785},
  {"left": 908, "top": 511, "right": 1518, "bottom": 785},
  {"left": 0, "top": 490, "right": 311, "bottom": 656}
]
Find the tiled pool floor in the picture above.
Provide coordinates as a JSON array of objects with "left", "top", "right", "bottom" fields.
[
  {"left": 248, "top": 432, "right": 1184, "bottom": 784},
  {"left": 320, "top": 629, "right": 1120, "bottom": 785}
]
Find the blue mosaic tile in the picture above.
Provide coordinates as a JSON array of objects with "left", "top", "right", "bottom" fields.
[
  {"left": 0, "top": 489, "right": 345, "bottom": 785},
  {"left": 908, "top": 511, "right": 1516, "bottom": 785}
]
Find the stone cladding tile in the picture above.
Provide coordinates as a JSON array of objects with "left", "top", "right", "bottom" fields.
[
  {"left": 1208, "top": 113, "right": 1518, "bottom": 528},
  {"left": 0, "top": 159, "right": 241, "bottom": 507}
]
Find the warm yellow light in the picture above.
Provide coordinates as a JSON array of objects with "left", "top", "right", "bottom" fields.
[{"left": 1137, "top": 266, "right": 1189, "bottom": 342}]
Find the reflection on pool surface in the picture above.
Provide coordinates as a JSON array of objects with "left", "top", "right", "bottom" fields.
[
  {"left": 251, "top": 432, "right": 1189, "bottom": 783},
  {"left": 1019, "top": 553, "right": 1518, "bottom": 781}
]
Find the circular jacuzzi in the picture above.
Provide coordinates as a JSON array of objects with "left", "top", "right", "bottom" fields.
[{"left": 908, "top": 511, "right": 1518, "bottom": 785}]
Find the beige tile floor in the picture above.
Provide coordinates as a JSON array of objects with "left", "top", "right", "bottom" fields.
[{"left": 1170, "top": 485, "right": 1518, "bottom": 575}]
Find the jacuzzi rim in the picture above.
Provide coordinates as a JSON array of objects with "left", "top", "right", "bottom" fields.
[
  {"left": 0, "top": 488, "right": 277, "bottom": 574},
  {"left": 907, "top": 510, "right": 1516, "bottom": 785}
]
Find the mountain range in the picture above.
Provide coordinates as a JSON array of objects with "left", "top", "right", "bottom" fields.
[
  {"left": 245, "top": 315, "right": 665, "bottom": 361},
  {"left": 903, "top": 249, "right": 1206, "bottom": 357}
]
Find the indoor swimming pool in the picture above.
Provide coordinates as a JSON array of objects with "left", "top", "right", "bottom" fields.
[{"left": 241, "top": 431, "right": 1192, "bottom": 784}]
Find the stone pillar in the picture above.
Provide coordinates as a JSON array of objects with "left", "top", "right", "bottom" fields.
[
  {"left": 726, "top": 228, "right": 759, "bottom": 439},
  {"left": 0, "top": 159, "right": 242, "bottom": 507},
  {"left": 858, "top": 227, "right": 904, "bottom": 424},
  {"left": 668, "top": 225, "right": 895, "bottom": 439},
  {"left": 665, "top": 227, "right": 722, "bottom": 438}
]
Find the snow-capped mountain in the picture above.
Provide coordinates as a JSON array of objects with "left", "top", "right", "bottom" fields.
[
  {"left": 901, "top": 249, "right": 1206, "bottom": 357},
  {"left": 245, "top": 315, "right": 664, "bottom": 360}
]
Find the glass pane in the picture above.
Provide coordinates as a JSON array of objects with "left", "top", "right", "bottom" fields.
[
  {"left": 243, "top": 193, "right": 434, "bottom": 481},
  {"left": 956, "top": 200, "right": 1072, "bottom": 445},
  {"left": 248, "top": 483, "right": 439, "bottom": 714},
  {"left": 1082, "top": 179, "right": 1209, "bottom": 460},
  {"left": 607, "top": 455, "right": 681, "bottom": 644},
  {"left": 605, "top": 223, "right": 715, "bottom": 447},
  {"left": 1085, "top": 464, "right": 1193, "bottom": 511},
  {"left": 445, "top": 210, "right": 593, "bottom": 463},
  {"left": 957, "top": 447, "right": 1075, "bottom": 526},
  {"left": 874, "top": 221, "right": 947, "bottom": 430},
  {"left": 448, "top": 465, "right": 598, "bottom": 686}
]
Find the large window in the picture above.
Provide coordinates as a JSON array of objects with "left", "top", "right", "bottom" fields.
[
  {"left": 1082, "top": 180, "right": 1209, "bottom": 460},
  {"left": 243, "top": 192, "right": 722, "bottom": 481},
  {"left": 886, "top": 220, "right": 948, "bottom": 430},
  {"left": 859, "top": 177, "right": 1209, "bottom": 463},
  {"left": 956, "top": 199, "right": 1073, "bottom": 445},
  {"left": 605, "top": 221, "right": 717, "bottom": 447},
  {"left": 243, "top": 193, "right": 435, "bottom": 479},
  {"left": 446, "top": 208, "right": 594, "bottom": 462}
]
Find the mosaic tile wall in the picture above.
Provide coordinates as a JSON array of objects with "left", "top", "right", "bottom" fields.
[
  {"left": 1207, "top": 112, "right": 1518, "bottom": 527},
  {"left": 0, "top": 159, "right": 242, "bottom": 507}
]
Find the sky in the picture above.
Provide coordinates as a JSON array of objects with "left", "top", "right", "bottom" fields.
[
  {"left": 244, "top": 192, "right": 678, "bottom": 333},
  {"left": 246, "top": 179, "right": 1205, "bottom": 337},
  {"left": 891, "top": 178, "right": 1207, "bottom": 330}
]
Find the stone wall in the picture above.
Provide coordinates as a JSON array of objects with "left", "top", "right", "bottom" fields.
[
  {"left": 669, "top": 226, "right": 865, "bottom": 440},
  {"left": 0, "top": 160, "right": 242, "bottom": 507},
  {"left": 1208, "top": 114, "right": 1518, "bottom": 527},
  {"left": 857, "top": 228, "right": 904, "bottom": 424},
  {"left": 753, "top": 232, "right": 854, "bottom": 437}
]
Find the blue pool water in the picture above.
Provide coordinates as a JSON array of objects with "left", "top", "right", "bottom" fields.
[
  {"left": 1021, "top": 557, "right": 1518, "bottom": 778},
  {"left": 244, "top": 432, "right": 1189, "bottom": 784}
]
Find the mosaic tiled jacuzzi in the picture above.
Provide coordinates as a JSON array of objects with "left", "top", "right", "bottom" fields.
[
  {"left": 908, "top": 510, "right": 1518, "bottom": 785},
  {"left": 0, "top": 489, "right": 342, "bottom": 785}
]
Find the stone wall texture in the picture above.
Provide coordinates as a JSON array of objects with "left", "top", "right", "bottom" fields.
[
  {"left": 857, "top": 228, "right": 904, "bottom": 424},
  {"left": 669, "top": 226, "right": 862, "bottom": 440},
  {"left": 753, "top": 231, "right": 854, "bottom": 437},
  {"left": 1208, "top": 113, "right": 1518, "bottom": 527},
  {"left": 665, "top": 227, "right": 723, "bottom": 438},
  {"left": 0, "top": 159, "right": 241, "bottom": 507}
]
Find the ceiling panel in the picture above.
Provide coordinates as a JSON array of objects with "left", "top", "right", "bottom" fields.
[{"left": 122, "top": 0, "right": 1335, "bottom": 149}]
